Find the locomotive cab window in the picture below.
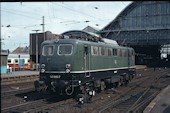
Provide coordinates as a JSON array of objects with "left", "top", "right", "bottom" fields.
[
  {"left": 58, "top": 44, "right": 73, "bottom": 55},
  {"left": 42, "top": 45, "right": 54, "bottom": 56}
]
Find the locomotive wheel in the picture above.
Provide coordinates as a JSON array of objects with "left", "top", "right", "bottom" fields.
[
  {"left": 100, "top": 81, "right": 106, "bottom": 91},
  {"left": 76, "top": 94, "right": 87, "bottom": 103},
  {"left": 125, "top": 74, "right": 130, "bottom": 85},
  {"left": 34, "top": 80, "right": 41, "bottom": 92},
  {"left": 129, "top": 75, "right": 132, "bottom": 81},
  {"left": 95, "top": 86, "right": 101, "bottom": 93},
  {"left": 115, "top": 81, "right": 121, "bottom": 88}
]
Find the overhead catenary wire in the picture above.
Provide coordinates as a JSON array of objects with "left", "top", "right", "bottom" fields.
[
  {"left": 1, "top": 9, "right": 41, "bottom": 20},
  {"left": 51, "top": 2, "right": 107, "bottom": 22},
  {"left": 1, "top": 2, "right": 112, "bottom": 30}
]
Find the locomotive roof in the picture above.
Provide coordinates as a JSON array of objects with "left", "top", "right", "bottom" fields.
[
  {"left": 61, "top": 30, "right": 101, "bottom": 38},
  {"left": 42, "top": 38, "right": 132, "bottom": 50},
  {"left": 60, "top": 30, "right": 102, "bottom": 42}
]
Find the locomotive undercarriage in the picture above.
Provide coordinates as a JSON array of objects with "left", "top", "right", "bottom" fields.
[
  {"left": 75, "top": 71, "right": 135, "bottom": 105},
  {"left": 34, "top": 69, "right": 136, "bottom": 105}
]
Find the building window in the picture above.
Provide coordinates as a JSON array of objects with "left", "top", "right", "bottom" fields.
[
  {"left": 15, "top": 59, "right": 18, "bottom": 63},
  {"left": 8, "top": 59, "right": 11, "bottom": 63}
]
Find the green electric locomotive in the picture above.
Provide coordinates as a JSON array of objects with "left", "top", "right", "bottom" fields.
[{"left": 34, "top": 31, "right": 136, "bottom": 103}]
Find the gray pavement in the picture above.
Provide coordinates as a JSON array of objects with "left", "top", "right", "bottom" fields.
[{"left": 144, "top": 85, "right": 170, "bottom": 113}]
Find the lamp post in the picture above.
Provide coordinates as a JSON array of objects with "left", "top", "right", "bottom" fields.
[{"left": 32, "top": 30, "right": 40, "bottom": 71}]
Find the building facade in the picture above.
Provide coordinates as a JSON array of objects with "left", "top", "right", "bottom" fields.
[
  {"left": 29, "top": 31, "right": 60, "bottom": 69},
  {"left": 1, "top": 50, "right": 9, "bottom": 74},
  {"left": 98, "top": 1, "right": 170, "bottom": 67}
]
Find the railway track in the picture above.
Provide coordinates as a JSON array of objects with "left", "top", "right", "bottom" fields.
[
  {"left": 93, "top": 68, "right": 170, "bottom": 113},
  {"left": 2, "top": 97, "right": 49, "bottom": 113},
  {"left": 1, "top": 68, "right": 170, "bottom": 113},
  {"left": 2, "top": 91, "right": 76, "bottom": 113},
  {"left": 1, "top": 87, "right": 34, "bottom": 98},
  {"left": 1, "top": 74, "right": 39, "bottom": 85}
]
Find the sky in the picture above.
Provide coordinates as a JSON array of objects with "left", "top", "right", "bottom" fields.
[{"left": 1, "top": 1, "right": 132, "bottom": 52}]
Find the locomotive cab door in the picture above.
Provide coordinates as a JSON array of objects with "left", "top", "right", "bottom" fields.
[{"left": 84, "top": 45, "right": 90, "bottom": 77}]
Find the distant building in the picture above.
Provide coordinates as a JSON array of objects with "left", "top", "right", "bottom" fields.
[
  {"left": 8, "top": 46, "right": 30, "bottom": 71},
  {"left": 1, "top": 50, "right": 9, "bottom": 74},
  {"left": 82, "top": 26, "right": 99, "bottom": 33},
  {"left": 11, "top": 46, "right": 29, "bottom": 54},
  {"left": 97, "top": 1, "right": 170, "bottom": 67},
  {"left": 29, "top": 31, "right": 60, "bottom": 69}
]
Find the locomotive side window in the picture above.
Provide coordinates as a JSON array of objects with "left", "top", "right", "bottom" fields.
[
  {"left": 108, "top": 48, "right": 112, "bottom": 56},
  {"left": 42, "top": 45, "right": 54, "bottom": 56},
  {"left": 113, "top": 49, "right": 118, "bottom": 56},
  {"left": 129, "top": 50, "right": 132, "bottom": 57},
  {"left": 58, "top": 44, "right": 73, "bottom": 55},
  {"left": 122, "top": 50, "right": 127, "bottom": 57},
  {"left": 105, "top": 48, "right": 108, "bottom": 56},
  {"left": 118, "top": 49, "right": 122, "bottom": 57},
  {"left": 91, "top": 46, "right": 98, "bottom": 56},
  {"left": 99, "top": 47, "right": 105, "bottom": 56},
  {"left": 132, "top": 50, "right": 135, "bottom": 56}
]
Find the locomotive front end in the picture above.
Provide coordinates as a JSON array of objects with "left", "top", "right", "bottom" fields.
[{"left": 34, "top": 39, "right": 81, "bottom": 95}]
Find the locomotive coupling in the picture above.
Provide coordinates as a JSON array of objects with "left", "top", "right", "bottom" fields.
[{"left": 51, "top": 80, "right": 69, "bottom": 89}]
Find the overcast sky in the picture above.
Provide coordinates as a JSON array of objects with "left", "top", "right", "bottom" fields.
[{"left": 1, "top": 1, "right": 132, "bottom": 51}]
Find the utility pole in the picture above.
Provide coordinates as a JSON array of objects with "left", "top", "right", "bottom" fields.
[
  {"left": 41, "top": 16, "right": 45, "bottom": 41},
  {"left": 32, "top": 30, "right": 40, "bottom": 71}
]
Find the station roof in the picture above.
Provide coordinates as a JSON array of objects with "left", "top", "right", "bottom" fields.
[{"left": 98, "top": 1, "right": 141, "bottom": 33}]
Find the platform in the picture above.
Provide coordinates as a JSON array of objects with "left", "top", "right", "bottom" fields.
[
  {"left": 1, "top": 71, "right": 39, "bottom": 77},
  {"left": 1, "top": 71, "right": 39, "bottom": 85},
  {"left": 144, "top": 85, "right": 170, "bottom": 113}
]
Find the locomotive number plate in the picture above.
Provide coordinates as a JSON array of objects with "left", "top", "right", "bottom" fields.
[{"left": 50, "top": 75, "right": 61, "bottom": 79}]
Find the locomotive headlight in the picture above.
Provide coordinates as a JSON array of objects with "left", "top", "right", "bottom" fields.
[
  {"left": 66, "top": 64, "right": 71, "bottom": 69},
  {"left": 66, "top": 69, "right": 70, "bottom": 73},
  {"left": 65, "top": 64, "right": 71, "bottom": 73},
  {"left": 41, "top": 69, "right": 45, "bottom": 73},
  {"left": 41, "top": 64, "right": 45, "bottom": 68}
]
